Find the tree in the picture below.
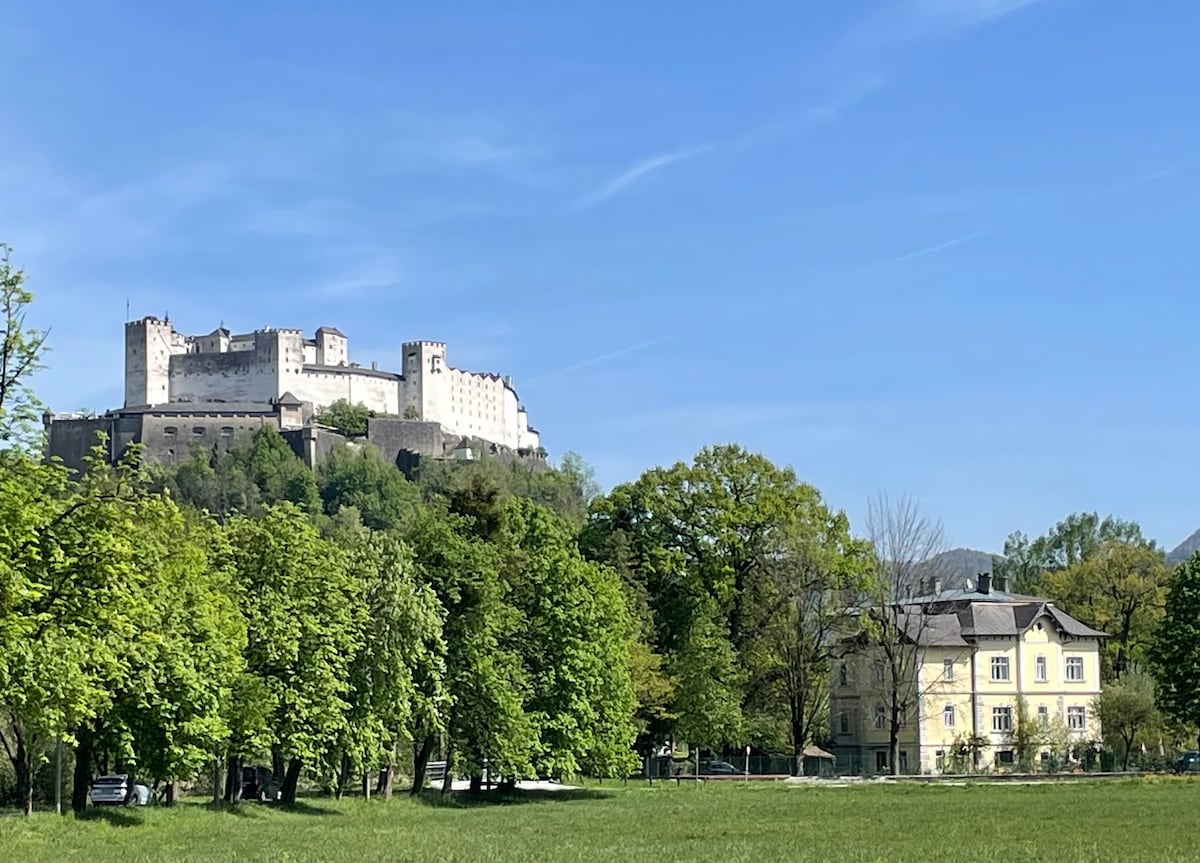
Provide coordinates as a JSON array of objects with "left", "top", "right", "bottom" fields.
[
  {"left": 72, "top": 498, "right": 245, "bottom": 811},
  {"left": 221, "top": 503, "right": 359, "bottom": 804},
  {"left": 583, "top": 445, "right": 868, "bottom": 764},
  {"left": 1042, "top": 541, "right": 1168, "bottom": 678},
  {"left": 405, "top": 506, "right": 535, "bottom": 793},
  {"left": 558, "top": 451, "right": 601, "bottom": 504},
  {"left": 861, "top": 493, "right": 950, "bottom": 776},
  {"left": 317, "top": 443, "right": 420, "bottom": 530},
  {"left": 1094, "top": 672, "right": 1158, "bottom": 770},
  {"left": 1150, "top": 553, "right": 1200, "bottom": 751},
  {"left": 316, "top": 399, "right": 373, "bottom": 437},
  {"left": 0, "top": 244, "right": 49, "bottom": 447},
  {"left": 0, "top": 448, "right": 146, "bottom": 814},
  {"left": 242, "top": 427, "right": 321, "bottom": 513},
  {"left": 499, "top": 498, "right": 639, "bottom": 780},
  {"left": 336, "top": 526, "right": 447, "bottom": 799}
]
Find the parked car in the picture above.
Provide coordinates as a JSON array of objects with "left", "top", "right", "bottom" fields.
[
  {"left": 241, "top": 765, "right": 281, "bottom": 802},
  {"left": 1173, "top": 751, "right": 1200, "bottom": 773},
  {"left": 89, "top": 774, "right": 154, "bottom": 806},
  {"left": 700, "top": 760, "right": 740, "bottom": 775}
]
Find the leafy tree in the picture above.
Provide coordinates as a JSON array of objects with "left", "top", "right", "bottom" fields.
[
  {"left": 221, "top": 503, "right": 359, "bottom": 803},
  {"left": 0, "top": 244, "right": 49, "bottom": 447},
  {"left": 558, "top": 451, "right": 601, "bottom": 504},
  {"left": 584, "top": 445, "right": 866, "bottom": 763},
  {"left": 72, "top": 498, "right": 245, "bottom": 811},
  {"left": 317, "top": 443, "right": 420, "bottom": 530},
  {"left": 1094, "top": 672, "right": 1159, "bottom": 770},
  {"left": 1042, "top": 542, "right": 1168, "bottom": 678},
  {"left": 0, "top": 449, "right": 145, "bottom": 814},
  {"left": 405, "top": 506, "right": 534, "bottom": 793},
  {"left": 335, "top": 526, "right": 448, "bottom": 799},
  {"left": 499, "top": 499, "right": 639, "bottom": 780},
  {"left": 995, "top": 513, "right": 1154, "bottom": 596},
  {"left": 1150, "top": 553, "right": 1200, "bottom": 751},
  {"left": 316, "top": 399, "right": 373, "bottom": 437},
  {"left": 242, "top": 427, "right": 321, "bottom": 513},
  {"left": 417, "top": 454, "right": 590, "bottom": 527}
]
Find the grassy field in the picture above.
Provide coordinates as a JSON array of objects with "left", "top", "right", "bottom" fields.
[{"left": 2, "top": 777, "right": 1200, "bottom": 862}]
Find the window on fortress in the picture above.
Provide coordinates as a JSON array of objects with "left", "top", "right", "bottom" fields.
[
  {"left": 221, "top": 427, "right": 234, "bottom": 437},
  {"left": 193, "top": 426, "right": 205, "bottom": 436},
  {"left": 163, "top": 426, "right": 177, "bottom": 437}
]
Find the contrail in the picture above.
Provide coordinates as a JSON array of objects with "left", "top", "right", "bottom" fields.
[
  {"left": 878, "top": 231, "right": 983, "bottom": 267},
  {"left": 526, "top": 340, "right": 660, "bottom": 384}
]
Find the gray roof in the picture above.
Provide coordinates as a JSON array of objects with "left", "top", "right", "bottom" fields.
[
  {"left": 118, "top": 401, "right": 278, "bottom": 416},
  {"left": 1046, "top": 605, "right": 1108, "bottom": 638},
  {"left": 902, "top": 613, "right": 970, "bottom": 646},
  {"left": 316, "top": 326, "right": 346, "bottom": 337},
  {"left": 274, "top": 391, "right": 303, "bottom": 407},
  {"left": 302, "top": 363, "right": 402, "bottom": 381}
]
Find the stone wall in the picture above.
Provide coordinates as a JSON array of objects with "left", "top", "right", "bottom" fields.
[{"left": 365, "top": 417, "right": 444, "bottom": 466}]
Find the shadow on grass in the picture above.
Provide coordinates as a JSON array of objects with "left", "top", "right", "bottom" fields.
[
  {"left": 412, "top": 788, "right": 613, "bottom": 809},
  {"left": 277, "top": 799, "right": 341, "bottom": 817},
  {"left": 77, "top": 807, "right": 144, "bottom": 828},
  {"left": 202, "top": 798, "right": 340, "bottom": 817}
]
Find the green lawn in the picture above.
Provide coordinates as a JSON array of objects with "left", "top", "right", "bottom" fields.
[{"left": 2, "top": 777, "right": 1199, "bottom": 862}]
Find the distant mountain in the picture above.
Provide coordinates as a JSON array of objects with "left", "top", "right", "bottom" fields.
[
  {"left": 916, "top": 548, "right": 1005, "bottom": 590},
  {"left": 1167, "top": 528, "right": 1200, "bottom": 566}
]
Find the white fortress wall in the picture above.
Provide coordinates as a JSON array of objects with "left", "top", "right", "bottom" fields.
[{"left": 297, "top": 366, "right": 401, "bottom": 416}]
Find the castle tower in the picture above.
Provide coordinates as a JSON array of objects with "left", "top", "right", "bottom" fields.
[
  {"left": 124, "top": 316, "right": 179, "bottom": 407},
  {"left": 401, "top": 340, "right": 448, "bottom": 422}
]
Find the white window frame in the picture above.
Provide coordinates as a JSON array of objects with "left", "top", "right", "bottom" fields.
[
  {"left": 873, "top": 705, "right": 887, "bottom": 730},
  {"left": 943, "top": 658, "right": 955, "bottom": 682},
  {"left": 1035, "top": 654, "right": 1047, "bottom": 682},
  {"left": 1065, "top": 656, "right": 1085, "bottom": 682},
  {"left": 990, "top": 656, "right": 1010, "bottom": 682},
  {"left": 1067, "top": 706, "right": 1086, "bottom": 731},
  {"left": 1037, "top": 705, "right": 1049, "bottom": 729},
  {"left": 942, "top": 704, "right": 955, "bottom": 728},
  {"left": 992, "top": 706, "right": 1013, "bottom": 733}
]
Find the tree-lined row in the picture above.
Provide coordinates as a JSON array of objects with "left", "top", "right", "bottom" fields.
[{"left": 0, "top": 431, "right": 641, "bottom": 815}]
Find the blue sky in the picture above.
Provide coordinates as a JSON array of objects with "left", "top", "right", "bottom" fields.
[{"left": 3, "top": 0, "right": 1199, "bottom": 552}]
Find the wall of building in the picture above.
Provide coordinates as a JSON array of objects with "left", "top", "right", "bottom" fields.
[
  {"left": 297, "top": 366, "right": 401, "bottom": 416},
  {"left": 364, "top": 417, "right": 444, "bottom": 466}
]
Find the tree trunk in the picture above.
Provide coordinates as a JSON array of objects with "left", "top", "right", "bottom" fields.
[
  {"left": 411, "top": 736, "right": 434, "bottom": 795},
  {"left": 440, "top": 743, "right": 454, "bottom": 795},
  {"left": 164, "top": 782, "right": 176, "bottom": 807},
  {"left": 376, "top": 765, "right": 394, "bottom": 798},
  {"left": 280, "top": 757, "right": 303, "bottom": 804},
  {"left": 271, "top": 745, "right": 285, "bottom": 783},
  {"left": 889, "top": 698, "right": 902, "bottom": 777},
  {"left": 13, "top": 735, "right": 33, "bottom": 816},
  {"left": 469, "top": 774, "right": 482, "bottom": 794},
  {"left": 335, "top": 752, "right": 350, "bottom": 800},
  {"left": 224, "top": 755, "right": 244, "bottom": 803},
  {"left": 72, "top": 730, "right": 94, "bottom": 814},
  {"left": 499, "top": 776, "right": 517, "bottom": 792}
]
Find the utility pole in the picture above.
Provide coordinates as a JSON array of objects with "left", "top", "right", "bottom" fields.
[{"left": 55, "top": 739, "right": 63, "bottom": 815}]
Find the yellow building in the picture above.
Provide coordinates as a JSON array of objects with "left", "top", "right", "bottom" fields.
[{"left": 830, "top": 574, "right": 1106, "bottom": 774}]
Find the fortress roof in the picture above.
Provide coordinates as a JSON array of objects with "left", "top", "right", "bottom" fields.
[{"left": 316, "top": 326, "right": 346, "bottom": 337}]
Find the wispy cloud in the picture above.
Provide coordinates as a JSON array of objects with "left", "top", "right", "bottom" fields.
[
  {"left": 525, "top": 340, "right": 660, "bottom": 384},
  {"left": 572, "top": 147, "right": 711, "bottom": 210}
]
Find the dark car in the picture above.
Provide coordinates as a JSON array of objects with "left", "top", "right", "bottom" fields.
[
  {"left": 241, "top": 765, "right": 281, "bottom": 802},
  {"left": 700, "top": 759, "right": 740, "bottom": 775},
  {"left": 1173, "top": 751, "right": 1200, "bottom": 773}
]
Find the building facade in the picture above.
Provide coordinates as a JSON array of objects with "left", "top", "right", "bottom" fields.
[
  {"left": 124, "top": 317, "right": 540, "bottom": 453},
  {"left": 830, "top": 575, "right": 1106, "bottom": 775}
]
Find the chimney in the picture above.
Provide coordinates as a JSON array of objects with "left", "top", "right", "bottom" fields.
[
  {"left": 994, "top": 574, "right": 1007, "bottom": 593},
  {"left": 934, "top": 578, "right": 942, "bottom": 595},
  {"left": 371, "top": 360, "right": 378, "bottom": 371},
  {"left": 977, "top": 573, "right": 991, "bottom": 595}
]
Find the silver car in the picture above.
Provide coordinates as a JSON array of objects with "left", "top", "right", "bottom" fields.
[{"left": 90, "top": 774, "right": 132, "bottom": 806}]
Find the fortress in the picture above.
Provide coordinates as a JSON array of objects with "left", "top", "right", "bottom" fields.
[
  {"left": 123, "top": 316, "right": 540, "bottom": 451},
  {"left": 44, "top": 316, "right": 542, "bottom": 473}
]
